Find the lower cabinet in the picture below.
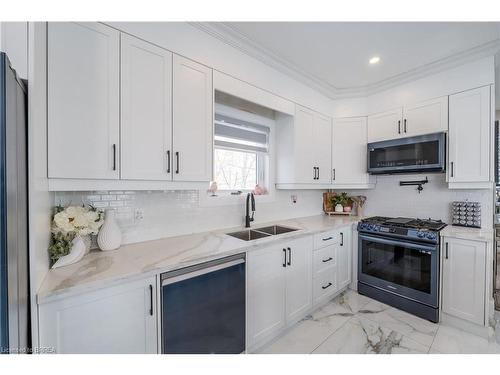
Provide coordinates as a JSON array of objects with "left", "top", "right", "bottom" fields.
[
  {"left": 247, "top": 236, "right": 312, "bottom": 350},
  {"left": 38, "top": 276, "right": 157, "bottom": 354},
  {"left": 441, "top": 237, "right": 486, "bottom": 326}
]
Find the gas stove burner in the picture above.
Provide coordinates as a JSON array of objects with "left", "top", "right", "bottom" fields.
[{"left": 358, "top": 216, "right": 447, "bottom": 243}]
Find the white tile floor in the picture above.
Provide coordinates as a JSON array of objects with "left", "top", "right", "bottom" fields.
[{"left": 258, "top": 290, "right": 500, "bottom": 354}]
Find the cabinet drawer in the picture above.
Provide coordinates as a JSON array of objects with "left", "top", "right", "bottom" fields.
[
  {"left": 313, "top": 245, "right": 336, "bottom": 274},
  {"left": 313, "top": 230, "right": 340, "bottom": 249},
  {"left": 313, "top": 267, "right": 337, "bottom": 303}
]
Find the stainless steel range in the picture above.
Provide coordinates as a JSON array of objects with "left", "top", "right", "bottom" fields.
[{"left": 357, "top": 216, "right": 447, "bottom": 323}]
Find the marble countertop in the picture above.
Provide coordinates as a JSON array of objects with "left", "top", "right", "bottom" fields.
[
  {"left": 37, "top": 214, "right": 360, "bottom": 304},
  {"left": 440, "top": 225, "right": 494, "bottom": 243}
]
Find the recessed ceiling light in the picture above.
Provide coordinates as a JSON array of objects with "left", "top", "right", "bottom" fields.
[{"left": 369, "top": 56, "right": 381, "bottom": 65}]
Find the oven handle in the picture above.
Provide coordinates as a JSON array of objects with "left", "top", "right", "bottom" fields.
[{"left": 359, "top": 233, "right": 437, "bottom": 252}]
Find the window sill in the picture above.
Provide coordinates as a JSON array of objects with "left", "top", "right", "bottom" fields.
[{"left": 198, "top": 191, "right": 275, "bottom": 207}]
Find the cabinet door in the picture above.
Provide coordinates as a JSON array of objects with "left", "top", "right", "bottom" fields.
[
  {"left": 294, "top": 105, "right": 316, "bottom": 183},
  {"left": 403, "top": 96, "right": 448, "bottom": 137},
  {"left": 448, "top": 86, "right": 490, "bottom": 183},
  {"left": 120, "top": 34, "right": 173, "bottom": 180},
  {"left": 247, "top": 245, "right": 286, "bottom": 348},
  {"left": 172, "top": 54, "right": 213, "bottom": 182},
  {"left": 313, "top": 113, "right": 332, "bottom": 183},
  {"left": 47, "top": 22, "right": 120, "bottom": 179},
  {"left": 285, "top": 236, "right": 313, "bottom": 325},
  {"left": 39, "top": 277, "right": 157, "bottom": 353},
  {"left": 367, "top": 108, "right": 403, "bottom": 143},
  {"left": 336, "top": 229, "right": 351, "bottom": 290},
  {"left": 441, "top": 238, "right": 486, "bottom": 325},
  {"left": 332, "top": 117, "right": 369, "bottom": 184}
]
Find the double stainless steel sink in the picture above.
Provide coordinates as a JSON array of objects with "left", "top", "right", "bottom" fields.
[{"left": 227, "top": 225, "right": 299, "bottom": 241}]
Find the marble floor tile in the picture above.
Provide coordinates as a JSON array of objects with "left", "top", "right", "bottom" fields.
[
  {"left": 430, "top": 325, "right": 500, "bottom": 354},
  {"left": 258, "top": 318, "right": 344, "bottom": 354},
  {"left": 357, "top": 300, "right": 439, "bottom": 347},
  {"left": 312, "top": 316, "right": 429, "bottom": 354}
]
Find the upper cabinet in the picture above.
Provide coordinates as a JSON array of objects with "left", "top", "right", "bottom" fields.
[
  {"left": 331, "top": 117, "right": 372, "bottom": 187},
  {"left": 47, "top": 23, "right": 213, "bottom": 188},
  {"left": 48, "top": 22, "right": 120, "bottom": 179},
  {"left": 367, "top": 96, "right": 448, "bottom": 143},
  {"left": 172, "top": 55, "right": 213, "bottom": 182},
  {"left": 276, "top": 105, "right": 331, "bottom": 186},
  {"left": 448, "top": 86, "right": 491, "bottom": 188},
  {"left": 120, "top": 34, "right": 173, "bottom": 181}
]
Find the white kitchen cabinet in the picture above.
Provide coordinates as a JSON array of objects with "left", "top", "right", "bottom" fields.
[
  {"left": 441, "top": 237, "right": 486, "bottom": 326},
  {"left": 120, "top": 34, "right": 173, "bottom": 180},
  {"left": 172, "top": 54, "right": 213, "bottom": 182},
  {"left": 367, "top": 108, "right": 403, "bottom": 143},
  {"left": 403, "top": 96, "right": 448, "bottom": 137},
  {"left": 448, "top": 86, "right": 490, "bottom": 186},
  {"left": 314, "top": 113, "right": 333, "bottom": 183},
  {"left": 39, "top": 276, "right": 157, "bottom": 354},
  {"left": 331, "top": 117, "right": 371, "bottom": 186},
  {"left": 47, "top": 22, "right": 120, "bottom": 179},
  {"left": 367, "top": 96, "right": 447, "bottom": 143},
  {"left": 247, "top": 236, "right": 312, "bottom": 349},
  {"left": 247, "top": 244, "right": 287, "bottom": 348},
  {"left": 276, "top": 105, "right": 332, "bottom": 186},
  {"left": 336, "top": 229, "right": 352, "bottom": 290},
  {"left": 285, "top": 237, "right": 313, "bottom": 324}
]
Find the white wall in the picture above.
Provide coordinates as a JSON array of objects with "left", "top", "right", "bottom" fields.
[
  {"left": 346, "top": 174, "right": 493, "bottom": 228},
  {"left": 54, "top": 189, "right": 325, "bottom": 244}
]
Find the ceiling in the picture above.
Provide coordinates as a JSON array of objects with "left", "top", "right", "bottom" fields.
[{"left": 200, "top": 22, "right": 500, "bottom": 97}]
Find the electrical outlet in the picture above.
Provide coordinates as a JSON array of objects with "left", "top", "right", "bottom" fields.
[
  {"left": 291, "top": 195, "right": 297, "bottom": 204},
  {"left": 134, "top": 208, "right": 144, "bottom": 223}
]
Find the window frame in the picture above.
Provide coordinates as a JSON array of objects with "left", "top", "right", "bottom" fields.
[{"left": 199, "top": 102, "right": 276, "bottom": 207}]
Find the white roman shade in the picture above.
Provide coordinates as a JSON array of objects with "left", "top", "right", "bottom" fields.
[{"left": 214, "top": 113, "right": 270, "bottom": 153}]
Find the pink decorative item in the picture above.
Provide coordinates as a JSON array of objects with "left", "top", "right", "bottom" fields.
[
  {"left": 253, "top": 185, "right": 267, "bottom": 195},
  {"left": 343, "top": 206, "right": 352, "bottom": 213}
]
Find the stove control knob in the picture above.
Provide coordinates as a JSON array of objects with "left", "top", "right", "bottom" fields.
[
  {"left": 426, "top": 232, "right": 435, "bottom": 239},
  {"left": 374, "top": 225, "right": 380, "bottom": 232},
  {"left": 417, "top": 231, "right": 425, "bottom": 238}
]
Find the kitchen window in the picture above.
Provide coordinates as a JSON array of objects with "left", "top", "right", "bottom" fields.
[{"left": 213, "top": 110, "right": 271, "bottom": 195}]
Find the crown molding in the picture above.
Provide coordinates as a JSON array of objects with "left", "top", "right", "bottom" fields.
[{"left": 191, "top": 22, "right": 500, "bottom": 100}]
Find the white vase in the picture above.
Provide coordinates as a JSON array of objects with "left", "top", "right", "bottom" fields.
[
  {"left": 97, "top": 209, "right": 122, "bottom": 251},
  {"left": 52, "top": 236, "right": 86, "bottom": 269},
  {"left": 335, "top": 204, "right": 344, "bottom": 212}
]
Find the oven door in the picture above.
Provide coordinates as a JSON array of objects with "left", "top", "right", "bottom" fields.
[
  {"left": 358, "top": 233, "right": 439, "bottom": 307},
  {"left": 367, "top": 132, "right": 446, "bottom": 174}
]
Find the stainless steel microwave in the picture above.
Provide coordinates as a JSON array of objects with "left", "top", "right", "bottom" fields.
[{"left": 367, "top": 132, "right": 446, "bottom": 175}]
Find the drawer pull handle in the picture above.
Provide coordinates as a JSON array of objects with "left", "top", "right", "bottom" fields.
[
  {"left": 322, "top": 257, "right": 333, "bottom": 263},
  {"left": 322, "top": 282, "right": 332, "bottom": 290},
  {"left": 322, "top": 237, "right": 333, "bottom": 241}
]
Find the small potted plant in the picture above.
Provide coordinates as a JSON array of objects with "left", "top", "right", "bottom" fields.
[{"left": 330, "top": 192, "right": 349, "bottom": 213}]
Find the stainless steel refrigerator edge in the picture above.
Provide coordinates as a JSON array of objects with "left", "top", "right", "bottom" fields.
[{"left": 0, "top": 52, "right": 29, "bottom": 353}]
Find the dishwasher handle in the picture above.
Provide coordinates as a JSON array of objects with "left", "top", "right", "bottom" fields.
[{"left": 160, "top": 253, "right": 245, "bottom": 287}]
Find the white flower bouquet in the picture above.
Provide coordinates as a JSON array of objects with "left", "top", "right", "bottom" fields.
[{"left": 49, "top": 205, "right": 104, "bottom": 264}]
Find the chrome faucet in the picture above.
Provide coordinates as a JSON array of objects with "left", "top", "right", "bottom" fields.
[{"left": 245, "top": 192, "right": 255, "bottom": 228}]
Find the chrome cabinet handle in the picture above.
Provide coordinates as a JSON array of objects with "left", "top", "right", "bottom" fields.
[
  {"left": 398, "top": 120, "right": 401, "bottom": 134},
  {"left": 282, "top": 248, "right": 287, "bottom": 267},
  {"left": 322, "top": 257, "right": 333, "bottom": 263},
  {"left": 445, "top": 242, "right": 449, "bottom": 259},
  {"left": 166, "top": 150, "right": 171, "bottom": 174},
  {"left": 332, "top": 168, "right": 336, "bottom": 181},
  {"left": 322, "top": 282, "right": 332, "bottom": 290},
  {"left": 149, "top": 284, "right": 153, "bottom": 316},
  {"left": 322, "top": 236, "right": 333, "bottom": 241},
  {"left": 450, "top": 162, "right": 454, "bottom": 178},
  {"left": 404, "top": 118, "right": 407, "bottom": 133},
  {"left": 340, "top": 232, "right": 344, "bottom": 246},
  {"left": 287, "top": 247, "right": 291, "bottom": 266}
]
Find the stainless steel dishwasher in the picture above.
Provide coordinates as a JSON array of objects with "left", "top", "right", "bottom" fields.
[{"left": 160, "top": 253, "right": 246, "bottom": 354}]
